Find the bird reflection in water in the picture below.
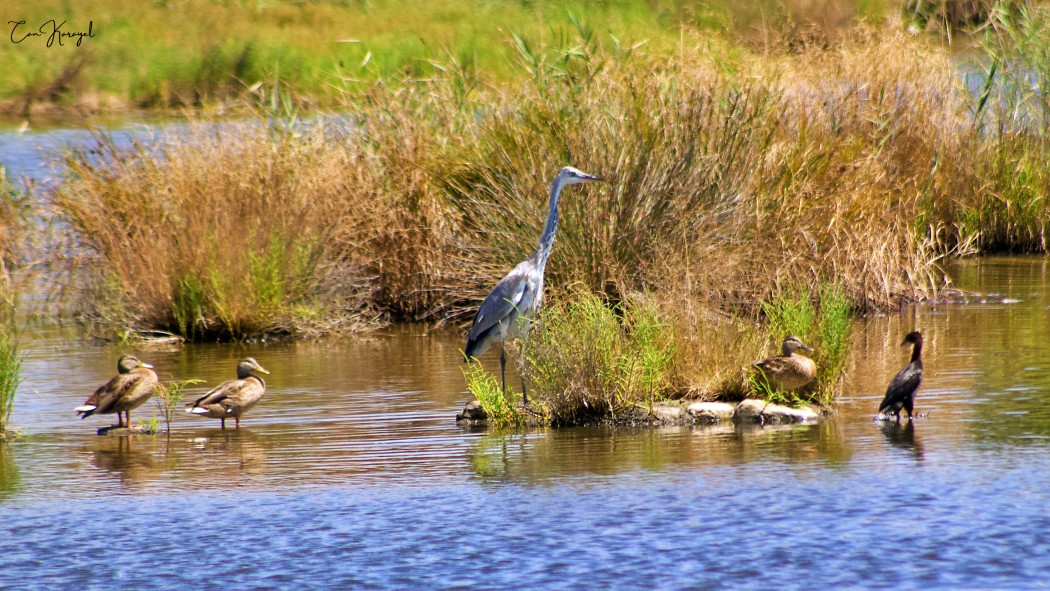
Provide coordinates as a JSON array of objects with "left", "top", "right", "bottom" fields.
[
  {"left": 879, "top": 420, "right": 924, "bottom": 462},
  {"left": 187, "top": 430, "right": 268, "bottom": 481},
  {"left": 89, "top": 436, "right": 161, "bottom": 489}
]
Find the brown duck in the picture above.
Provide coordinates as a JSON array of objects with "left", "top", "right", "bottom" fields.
[
  {"left": 75, "top": 355, "right": 159, "bottom": 428},
  {"left": 185, "top": 358, "right": 270, "bottom": 429},
  {"left": 753, "top": 336, "right": 817, "bottom": 392}
]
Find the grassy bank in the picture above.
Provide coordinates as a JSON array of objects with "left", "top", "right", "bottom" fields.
[
  {"left": 38, "top": 5, "right": 1050, "bottom": 411},
  {"left": 3, "top": 0, "right": 987, "bottom": 117}
]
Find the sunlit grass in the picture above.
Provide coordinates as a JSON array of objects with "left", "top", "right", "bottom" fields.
[
  {"left": 523, "top": 290, "right": 676, "bottom": 424},
  {"left": 0, "top": 307, "right": 23, "bottom": 437},
  {"left": 155, "top": 378, "right": 206, "bottom": 436},
  {"left": 462, "top": 361, "right": 523, "bottom": 427},
  {"left": 751, "top": 284, "right": 853, "bottom": 406}
]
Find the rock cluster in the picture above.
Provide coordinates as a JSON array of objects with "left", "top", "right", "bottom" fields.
[{"left": 456, "top": 398, "right": 823, "bottom": 426}]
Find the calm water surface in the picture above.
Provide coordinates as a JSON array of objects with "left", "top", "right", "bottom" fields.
[{"left": 3, "top": 129, "right": 1050, "bottom": 590}]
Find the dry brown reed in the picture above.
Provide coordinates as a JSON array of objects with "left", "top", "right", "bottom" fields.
[
  {"left": 55, "top": 120, "right": 382, "bottom": 339},
  {"left": 49, "top": 19, "right": 1050, "bottom": 350}
]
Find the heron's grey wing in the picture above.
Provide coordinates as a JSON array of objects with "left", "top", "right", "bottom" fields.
[{"left": 466, "top": 267, "right": 532, "bottom": 354}]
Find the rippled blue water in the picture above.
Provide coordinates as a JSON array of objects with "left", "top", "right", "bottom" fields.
[{"left": 3, "top": 127, "right": 1050, "bottom": 590}]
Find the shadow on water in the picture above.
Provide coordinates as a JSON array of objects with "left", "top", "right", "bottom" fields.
[
  {"left": 86, "top": 435, "right": 166, "bottom": 490},
  {"left": 466, "top": 420, "right": 856, "bottom": 484},
  {"left": 878, "top": 420, "right": 925, "bottom": 463}
]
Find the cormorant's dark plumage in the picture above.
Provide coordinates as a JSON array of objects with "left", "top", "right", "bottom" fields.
[{"left": 878, "top": 331, "right": 923, "bottom": 422}]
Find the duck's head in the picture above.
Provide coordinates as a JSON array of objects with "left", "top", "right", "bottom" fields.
[
  {"left": 117, "top": 355, "right": 153, "bottom": 373},
  {"left": 236, "top": 357, "right": 271, "bottom": 379},
  {"left": 557, "top": 166, "right": 604, "bottom": 185},
  {"left": 901, "top": 331, "right": 923, "bottom": 347},
  {"left": 781, "top": 336, "right": 813, "bottom": 356}
]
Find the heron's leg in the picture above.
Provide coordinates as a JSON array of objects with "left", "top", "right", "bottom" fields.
[
  {"left": 518, "top": 323, "right": 531, "bottom": 406},
  {"left": 499, "top": 346, "right": 507, "bottom": 395}
]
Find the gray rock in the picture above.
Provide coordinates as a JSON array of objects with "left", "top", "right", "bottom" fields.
[
  {"left": 761, "top": 404, "right": 820, "bottom": 424},
  {"left": 456, "top": 400, "right": 488, "bottom": 422},
  {"left": 734, "top": 399, "right": 767, "bottom": 423},
  {"left": 687, "top": 402, "right": 736, "bottom": 423},
  {"left": 651, "top": 404, "right": 684, "bottom": 422}
]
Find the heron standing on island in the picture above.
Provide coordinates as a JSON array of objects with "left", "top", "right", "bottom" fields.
[{"left": 464, "top": 166, "right": 604, "bottom": 404}]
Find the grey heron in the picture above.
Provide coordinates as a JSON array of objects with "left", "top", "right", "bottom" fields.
[
  {"left": 877, "top": 331, "right": 923, "bottom": 422},
  {"left": 464, "top": 166, "right": 604, "bottom": 404}
]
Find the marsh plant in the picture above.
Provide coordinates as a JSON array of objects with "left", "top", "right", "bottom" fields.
[
  {"left": 462, "top": 362, "right": 523, "bottom": 428},
  {"left": 751, "top": 284, "right": 853, "bottom": 406},
  {"left": 47, "top": 10, "right": 1050, "bottom": 406},
  {"left": 0, "top": 308, "right": 22, "bottom": 438},
  {"left": 522, "top": 290, "right": 676, "bottom": 425},
  {"left": 155, "top": 378, "right": 206, "bottom": 435}
]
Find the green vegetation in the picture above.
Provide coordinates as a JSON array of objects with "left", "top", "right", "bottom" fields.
[
  {"left": 0, "top": 312, "right": 22, "bottom": 438},
  {"left": 523, "top": 290, "right": 675, "bottom": 425},
  {"left": 1, "top": 0, "right": 906, "bottom": 115},
  {"left": 750, "top": 284, "right": 853, "bottom": 406},
  {"left": 463, "top": 361, "right": 523, "bottom": 427},
  {"left": 19, "top": 2, "right": 1050, "bottom": 417},
  {"left": 155, "top": 378, "right": 206, "bottom": 435}
]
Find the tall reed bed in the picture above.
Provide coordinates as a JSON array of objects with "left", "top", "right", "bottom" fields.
[
  {"left": 52, "top": 26, "right": 969, "bottom": 338},
  {"left": 48, "top": 17, "right": 1050, "bottom": 407},
  {"left": 55, "top": 120, "right": 386, "bottom": 339}
]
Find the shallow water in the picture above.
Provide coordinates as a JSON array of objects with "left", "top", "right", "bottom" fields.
[
  {"left": 0, "top": 259, "right": 1049, "bottom": 590},
  {"left": 3, "top": 128, "right": 1050, "bottom": 589}
]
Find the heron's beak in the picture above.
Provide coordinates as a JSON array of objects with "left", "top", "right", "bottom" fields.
[{"left": 586, "top": 173, "right": 605, "bottom": 182}]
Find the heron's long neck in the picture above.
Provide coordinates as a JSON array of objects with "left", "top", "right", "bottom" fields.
[{"left": 534, "top": 176, "right": 566, "bottom": 266}]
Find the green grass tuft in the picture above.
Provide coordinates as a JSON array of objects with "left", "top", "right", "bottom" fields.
[
  {"left": 462, "top": 362, "right": 523, "bottom": 428},
  {"left": 0, "top": 313, "right": 23, "bottom": 437},
  {"left": 523, "top": 289, "right": 676, "bottom": 424},
  {"left": 752, "top": 283, "right": 853, "bottom": 406},
  {"left": 155, "top": 378, "right": 206, "bottom": 436}
]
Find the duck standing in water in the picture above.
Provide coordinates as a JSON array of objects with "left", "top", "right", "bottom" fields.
[
  {"left": 753, "top": 336, "right": 817, "bottom": 392},
  {"left": 877, "top": 331, "right": 924, "bottom": 422},
  {"left": 186, "top": 358, "right": 270, "bottom": 429},
  {"left": 75, "top": 355, "right": 159, "bottom": 428}
]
